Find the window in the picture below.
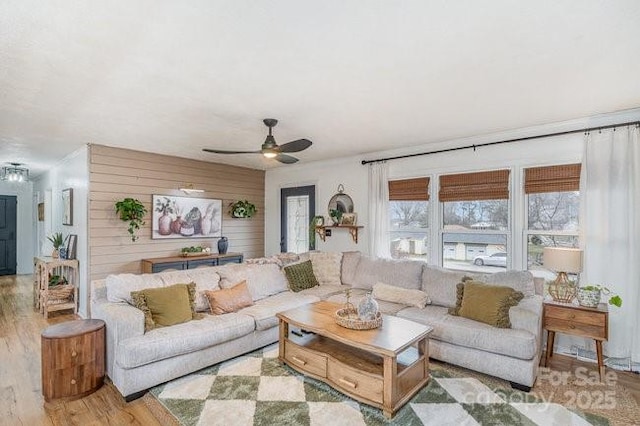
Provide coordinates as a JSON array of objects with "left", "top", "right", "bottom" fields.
[
  {"left": 525, "top": 164, "right": 581, "bottom": 280},
  {"left": 388, "top": 178, "right": 429, "bottom": 260},
  {"left": 439, "top": 170, "right": 510, "bottom": 272}
]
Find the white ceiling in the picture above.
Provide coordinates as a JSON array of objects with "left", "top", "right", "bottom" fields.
[{"left": 2, "top": 1, "right": 640, "bottom": 176}]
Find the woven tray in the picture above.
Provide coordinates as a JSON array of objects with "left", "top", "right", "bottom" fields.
[
  {"left": 180, "top": 252, "right": 209, "bottom": 257},
  {"left": 334, "top": 307, "right": 382, "bottom": 330}
]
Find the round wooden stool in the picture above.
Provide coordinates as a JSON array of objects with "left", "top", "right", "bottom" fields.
[{"left": 41, "top": 319, "right": 105, "bottom": 402}]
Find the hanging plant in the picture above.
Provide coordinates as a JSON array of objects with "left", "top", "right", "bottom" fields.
[
  {"left": 229, "top": 200, "right": 257, "bottom": 218},
  {"left": 309, "top": 215, "right": 324, "bottom": 248},
  {"left": 115, "top": 198, "right": 147, "bottom": 241}
]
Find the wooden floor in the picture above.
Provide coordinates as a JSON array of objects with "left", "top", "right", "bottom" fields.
[{"left": 1, "top": 273, "right": 639, "bottom": 425}]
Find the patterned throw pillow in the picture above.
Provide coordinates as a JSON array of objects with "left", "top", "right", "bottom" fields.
[
  {"left": 205, "top": 280, "right": 254, "bottom": 315},
  {"left": 283, "top": 260, "right": 319, "bottom": 292},
  {"left": 309, "top": 252, "right": 343, "bottom": 286},
  {"left": 449, "top": 280, "right": 524, "bottom": 328},
  {"left": 131, "top": 282, "right": 203, "bottom": 332}
]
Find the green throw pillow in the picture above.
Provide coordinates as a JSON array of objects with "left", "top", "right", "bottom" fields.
[
  {"left": 284, "top": 260, "right": 319, "bottom": 292},
  {"left": 131, "top": 282, "right": 202, "bottom": 332},
  {"left": 448, "top": 280, "right": 524, "bottom": 328}
]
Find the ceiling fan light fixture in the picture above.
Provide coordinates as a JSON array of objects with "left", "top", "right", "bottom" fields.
[{"left": 262, "top": 149, "right": 278, "bottom": 159}]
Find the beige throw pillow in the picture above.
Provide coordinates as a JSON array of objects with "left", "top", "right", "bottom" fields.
[
  {"left": 309, "top": 252, "right": 343, "bottom": 286},
  {"left": 372, "top": 282, "right": 430, "bottom": 308},
  {"left": 205, "top": 280, "right": 254, "bottom": 315},
  {"left": 218, "top": 263, "right": 288, "bottom": 301}
]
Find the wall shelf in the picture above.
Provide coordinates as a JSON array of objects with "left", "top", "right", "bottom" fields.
[{"left": 315, "top": 225, "right": 364, "bottom": 244}]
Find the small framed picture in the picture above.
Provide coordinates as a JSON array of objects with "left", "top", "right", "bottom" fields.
[
  {"left": 65, "top": 234, "right": 78, "bottom": 260},
  {"left": 62, "top": 188, "right": 73, "bottom": 225},
  {"left": 341, "top": 213, "right": 357, "bottom": 226}
]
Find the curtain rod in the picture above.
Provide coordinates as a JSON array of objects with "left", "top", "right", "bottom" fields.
[{"left": 361, "top": 120, "right": 640, "bottom": 165}]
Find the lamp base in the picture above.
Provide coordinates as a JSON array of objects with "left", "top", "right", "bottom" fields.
[{"left": 548, "top": 272, "right": 577, "bottom": 303}]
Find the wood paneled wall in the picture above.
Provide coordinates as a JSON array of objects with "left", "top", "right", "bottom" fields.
[{"left": 88, "top": 145, "right": 265, "bottom": 280}]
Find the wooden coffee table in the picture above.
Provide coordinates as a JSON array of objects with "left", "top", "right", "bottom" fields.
[{"left": 277, "top": 301, "right": 432, "bottom": 418}]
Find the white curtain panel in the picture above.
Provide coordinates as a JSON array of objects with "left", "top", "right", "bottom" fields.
[
  {"left": 581, "top": 125, "right": 640, "bottom": 361},
  {"left": 368, "top": 161, "right": 391, "bottom": 258}
]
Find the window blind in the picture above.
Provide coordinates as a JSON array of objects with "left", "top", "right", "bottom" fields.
[
  {"left": 439, "top": 170, "right": 510, "bottom": 202},
  {"left": 388, "top": 177, "right": 429, "bottom": 201},
  {"left": 524, "top": 163, "right": 581, "bottom": 194}
]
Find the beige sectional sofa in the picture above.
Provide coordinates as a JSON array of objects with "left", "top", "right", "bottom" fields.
[{"left": 90, "top": 251, "right": 543, "bottom": 400}]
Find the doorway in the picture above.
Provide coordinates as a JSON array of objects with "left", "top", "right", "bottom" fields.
[
  {"left": 0, "top": 195, "right": 17, "bottom": 275},
  {"left": 280, "top": 186, "right": 315, "bottom": 253}
]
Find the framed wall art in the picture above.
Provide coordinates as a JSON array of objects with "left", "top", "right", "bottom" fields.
[
  {"left": 152, "top": 195, "right": 222, "bottom": 239},
  {"left": 62, "top": 188, "right": 73, "bottom": 225},
  {"left": 65, "top": 234, "right": 77, "bottom": 260}
]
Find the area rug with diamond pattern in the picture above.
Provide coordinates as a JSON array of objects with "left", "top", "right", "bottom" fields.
[{"left": 144, "top": 343, "right": 611, "bottom": 426}]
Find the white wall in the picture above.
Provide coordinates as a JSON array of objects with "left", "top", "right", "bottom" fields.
[
  {"left": 0, "top": 180, "right": 34, "bottom": 274},
  {"left": 265, "top": 157, "right": 369, "bottom": 256},
  {"left": 33, "top": 145, "right": 90, "bottom": 317}
]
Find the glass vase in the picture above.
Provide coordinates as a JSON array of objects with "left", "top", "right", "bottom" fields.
[{"left": 357, "top": 291, "right": 379, "bottom": 321}]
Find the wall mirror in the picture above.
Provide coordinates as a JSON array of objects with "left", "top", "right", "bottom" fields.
[{"left": 328, "top": 184, "right": 354, "bottom": 215}]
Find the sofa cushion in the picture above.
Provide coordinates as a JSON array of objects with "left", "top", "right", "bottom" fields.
[
  {"left": 396, "top": 306, "right": 536, "bottom": 360},
  {"left": 297, "top": 285, "right": 347, "bottom": 300},
  {"left": 238, "top": 292, "right": 320, "bottom": 331},
  {"left": 131, "top": 282, "right": 200, "bottom": 331},
  {"left": 309, "top": 252, "right": 343, "bottom": 286},
  {"left": 479, "top": 270, "right": 535, "bottom": 298},
  {"left": 218, "top": 263, "right": 288, "bottom": 301},
  {"left": 372, "top": 282, "right": 430, "bottom": 308},
  {"left": 205, "top": 280, "right": 254, "bottom": 315},
  {"left": 116, "top": 313, "right": 256, "bottom": 369},
  {"left": 340, "top": 251, "right": 361, "bottom": 286},
  {"left": 421, "top": 266, "right": 470, "bottom": 308},
  {"left": 352, "top": 256, "right": 424, "bottom": 290},
  {"left": 284, "top": 260, "right": 319, "bottom": 292},
  {"left": 106, "top": 273, "right": 165, "bottom": 304},
  {"left": 159, "top": 268, "right": 221, "bottom": 312},
  {"left": 450, "top": 281, "right": 524, "bottom": 328}
]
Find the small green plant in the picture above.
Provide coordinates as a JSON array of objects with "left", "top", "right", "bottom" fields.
[
  {"left": 47, "top": 232, "right": 65, "bottom": 249},
  {"left": 230, "top": 200, "right": 257, "bottom": 218},
  {"left": 329, "top": 208, "right": 343, "bottom": 224},
  {"left": 115, "top": 198, "right": 147, "bottom": 241},
  {"left": 48, "top": 274, "right": 68, "bottom": 286},
  {"left": 309, "top": 215, "right": 324, "bottom": 248},
  {"left": 581, "top": 285, "right": 622, "bottom": 307}
]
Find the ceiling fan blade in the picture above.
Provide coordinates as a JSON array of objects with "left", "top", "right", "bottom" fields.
[
  {"left": 275, "top": 153, "right": 299, "bottom": 164},
  {"left": 277, "top": 139, "right": 312, "bottom": 153},
  {"left": 202, "top": 148, "right": 261, "bottom": 154}
]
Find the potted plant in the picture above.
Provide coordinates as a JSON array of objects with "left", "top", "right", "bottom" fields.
[
  {"left": 47, "top": 232, "right": 64, "bottom": 258},
  {"left": 309, "top": 215, "right": 324, "bottom": 248},
  {"left": 115, "top": 198, "right": 147, "bottom": 241},
  {"left": 329, "top": 208, "right": 343, "bottom": 225},
  {"left": 577, "top": 285, "right": 622, "bottom": 308},
  {"left": 230, "top": 200, "right": 257, "bottom": 218}
]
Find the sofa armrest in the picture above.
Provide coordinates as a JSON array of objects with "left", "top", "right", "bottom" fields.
[
  {"left": 509, "top": 295, "right": 544, "bottom": 353},
  {"left": 91, "top": 301, "right": 144, "bottom": 377}
]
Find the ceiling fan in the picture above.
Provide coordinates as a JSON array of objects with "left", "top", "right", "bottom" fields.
[{"left": 202, "top": 118, "right": 312, "bottom": 164}]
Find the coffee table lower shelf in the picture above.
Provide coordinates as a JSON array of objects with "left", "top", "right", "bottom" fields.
[{"left": 278, "top": 321, "right": 429, "bottom": 418}]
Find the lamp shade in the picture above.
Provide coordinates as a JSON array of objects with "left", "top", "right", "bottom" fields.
[{"left": 543, "top": 247, "right": 583, "bottom": 273}]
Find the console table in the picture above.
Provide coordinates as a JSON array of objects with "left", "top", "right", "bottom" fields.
[{"left": 141, "top": 252, "right": 243, "bottom": 273}]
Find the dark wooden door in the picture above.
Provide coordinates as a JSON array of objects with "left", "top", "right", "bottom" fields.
[
  {"left": 280, "top": 186, "right": 315, "bottom": 253},
  {"left": 0, "top": 195, "right": 17, "bottom": 275}
]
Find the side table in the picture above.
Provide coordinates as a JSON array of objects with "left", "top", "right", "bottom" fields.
[
  {"left": 543, "top": 301, "right": 608, "bottom": 380},
  {"left": 41, "top": 319, "right": 106, "bottom": 402}
]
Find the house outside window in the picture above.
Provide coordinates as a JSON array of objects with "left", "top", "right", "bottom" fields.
[
  {"left": 439, "top": 169, "right": 510, "bottom": 273},
  {"left": 525, "top": 164, "right": 581, "bottom": 281},
  {"left": 388, "top": 177, "right": 429, "bottom": 260}
]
